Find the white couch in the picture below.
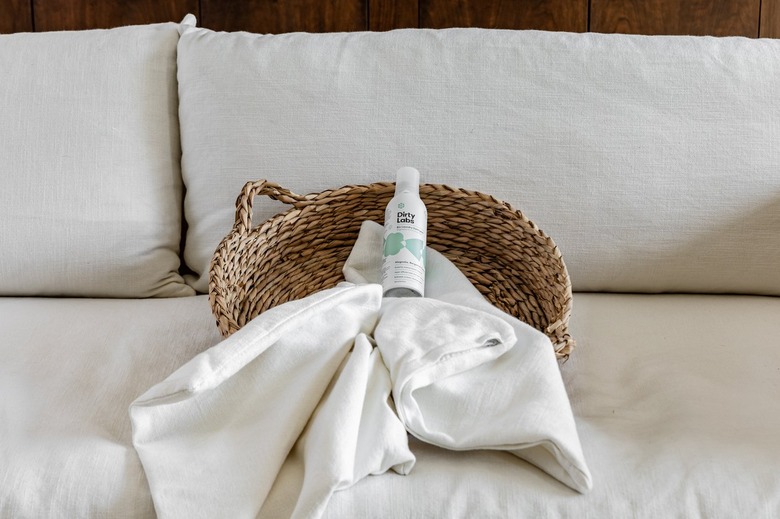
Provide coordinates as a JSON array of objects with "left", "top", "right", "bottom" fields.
[{"left": 2, "top": 14, "right": 780, "bottom": 518}]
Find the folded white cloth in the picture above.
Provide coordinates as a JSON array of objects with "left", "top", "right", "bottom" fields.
[
  {"left": 130, "top": 284, "right": 412, "bottom": 519},
  {"left": 374, "top": 297, "right": 516, "bottom": 442},
  {"left": 130, "top": 219, "right": 591, "bottom": 519},
  {"left": 286, "top": 333, "right": 414, "bottom": 519},
  {"left": 344, "top": 221, "right": 593, "bottom": 493}
]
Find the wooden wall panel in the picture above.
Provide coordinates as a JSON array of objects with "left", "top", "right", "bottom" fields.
[
  {"left": 201, "top": 0, "right": 367, "bottom": 33},
  {"left": 761, "top": 0, "right": 780, "bottom": 38},
  {"left": 0, "top": 0, "right": 32, "bottom": 33},
  {"left": 33, "top": 0, "right": 197, "bottom": 32},
  {"left": 420, "top": 0, "right": 587, "bottom": 32},
  {"left": 1, "top": 0, "right": 778, "bottom": 37},
  {"left": 590, "top": 0, "right": 760, "bottom": 37},
  {"left": 369, "top": 0, "right": 418, "bottom": 31}
]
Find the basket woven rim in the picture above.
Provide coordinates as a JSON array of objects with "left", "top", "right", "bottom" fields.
[{"left": 209, "top": 179, "right": 575, "bottom": 360}]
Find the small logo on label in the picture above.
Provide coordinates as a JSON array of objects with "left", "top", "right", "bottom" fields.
[
  {"left": 396, "top": 211, "right": 415, "bottom": 224},
  {"left": 398, "top": 203, "right": 405, "bottom": 209}
]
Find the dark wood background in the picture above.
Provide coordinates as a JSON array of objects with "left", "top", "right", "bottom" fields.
[{"left": 1, "top": 0, "right": 778, "bottom": 37}]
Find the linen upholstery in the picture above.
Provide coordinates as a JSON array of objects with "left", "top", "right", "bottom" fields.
[
  {"left": 3, "top": 293, "right": 779, "bottom": 517},
  {"left": 0, "top": 296, "right": 221, "bottom": 517},
  {"left": 176, "top": 26, "right": 780, "bottom": 295},
  {"left": 323, "top": 293, "right": 780, "bottom": 518},
  {"left": 0, "top": 22, "right": 192, "bottom": 297}
]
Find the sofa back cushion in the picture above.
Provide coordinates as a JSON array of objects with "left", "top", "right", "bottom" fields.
[
  {"left": 0, "top": 23, "right": 193, "bottom": 297},
  {"left": 177, "top": 25, "right": 780, "bottom": 295}
]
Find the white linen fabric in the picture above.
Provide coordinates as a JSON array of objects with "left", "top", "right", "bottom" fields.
[
  {"left": 375, "top": 298, "right": 516, "bottom": 444},
  {"left": 344, "top": 221, "right": 592, "bottom": 493},
  {"left": 0, "top": 22, "right": 192, "bottom": 297},
  {"left": 284, "top": 333, "right": 414, "bottom": 519},
  {"left": 0, "top": 295, "right": 221, "bottom": 518},
  {"left": 130, "top": 284, "right": 413, "bottom": 519},
  {"left": 176, "top": 25, "right": 780, "bottom": 295}
]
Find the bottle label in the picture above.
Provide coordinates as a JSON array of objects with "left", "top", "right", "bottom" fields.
[{"left": 382, "top": 195, "right": 427, "bottom": 296}]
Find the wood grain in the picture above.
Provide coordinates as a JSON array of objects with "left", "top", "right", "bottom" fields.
[
  {"left": 761, "top": 0, "right": 780, "bottom": 38},
  {"left": 201, "top": 0, "right": 367, "bottom": 33},
  {"left": 369, "top": 0, "right": 418, "bottom": 30},
  {"left": 420, "top": 0, "right": 587, "bottom": 32},
  {"left": 590, "top": 0, "right": 760, "bottom": 37},
  {"left": 2, "top": 0, "right": 775, "bottom": 38},
  {"left": 33, "top": 0, "right": 197, "bottom": 32},
  {"left": 0, "top": 0, "right": 32, "bottom": 33}
]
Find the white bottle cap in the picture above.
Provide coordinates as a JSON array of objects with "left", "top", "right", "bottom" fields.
[{"left": 395, "top": 167, "right": 420, "bottom": 195}]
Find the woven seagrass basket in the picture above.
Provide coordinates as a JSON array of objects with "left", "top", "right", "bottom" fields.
[{"left": 209, "top": 179, "right": 575, "bottom": 359}]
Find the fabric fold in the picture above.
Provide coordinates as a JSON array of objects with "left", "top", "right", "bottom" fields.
[
  {"left": 287, "top": 333, "right": 415, "bottom": 519},
  {"left": 130, "top": 284, "right": 386, "bottom": 518},
  {"left": 375, "top": 297, "right": 516, "bottom": 447},
  {"left": 344, "top": 221, "right": 593, "bottom": 493}
]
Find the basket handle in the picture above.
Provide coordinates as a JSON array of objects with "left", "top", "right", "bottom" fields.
[{"left": 234, "top": 179, "right": 311, "bottom": 234}]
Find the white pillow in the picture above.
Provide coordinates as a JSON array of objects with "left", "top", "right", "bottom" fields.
[
  {"left": 177, "top": 25, "right": 780, "bottom": 295},
  {"left": 0, "top": 22, "right": 193, "bottom": 297}
]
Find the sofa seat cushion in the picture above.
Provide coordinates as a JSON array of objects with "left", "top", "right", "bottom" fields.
[
  {"left": 319, "top": 293, "right": 780, "bottom": 517},
  {"left": 3, "top": 293, "right": 779, "bottom": 516},
  {"left": 0, "top": 296, "right": 221, "bottom": 517},
  {"left": 0, "top": 22, "right": 192, "bottom": 297},
  {"left": 176, "top": 26, "right": 780, "bottom": 295}
]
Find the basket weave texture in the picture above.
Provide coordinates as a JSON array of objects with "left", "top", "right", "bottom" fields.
[{"left": 209, "top": 180, "right": 575, "bottom": 359}]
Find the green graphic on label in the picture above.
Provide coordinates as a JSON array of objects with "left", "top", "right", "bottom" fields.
[
  {"left": 404, "top": 239, "right": 425, "bottom": 261},
  {"left": 383, "top": 233, "right": 425, "bottom": 261},
  {"left": 383, "top": 233, "right": 405, "bottom": 257}
]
